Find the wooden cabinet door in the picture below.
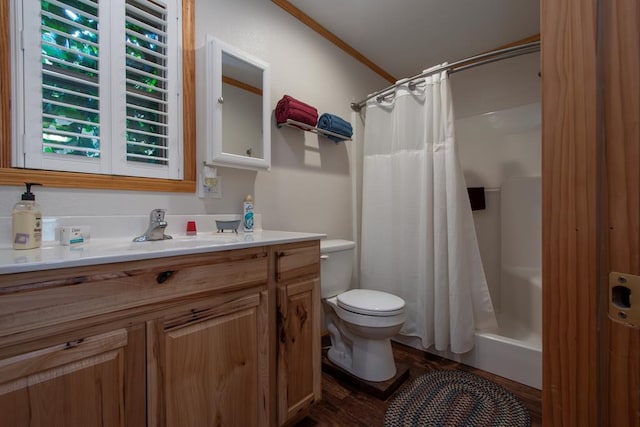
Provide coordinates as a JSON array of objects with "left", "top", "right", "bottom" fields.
[
  {"left": 0, "top": 327, "right": 144, "bottom": 427},
  {"left": 277, "top": 278, "right": 321, "bottom": 426},
  {"left": 148, "top": 290, "right": 270, "bottom": 427}
]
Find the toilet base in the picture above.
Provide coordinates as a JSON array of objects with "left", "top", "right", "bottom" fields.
[{"left": 321, "top": 347, "right": 409, "bottom": 400}]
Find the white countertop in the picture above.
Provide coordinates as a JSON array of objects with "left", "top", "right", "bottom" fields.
[{"left": 0, "top": 230, "right": 325, "bottom": 275}]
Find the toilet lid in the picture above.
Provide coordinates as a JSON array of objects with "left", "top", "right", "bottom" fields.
[{"left": 337, "top": 289, "right": 405, "bottom": 316}]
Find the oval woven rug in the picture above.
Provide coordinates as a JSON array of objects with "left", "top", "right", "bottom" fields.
[{"left": 384, "top": 370, "right": 531, "bottom": 427}]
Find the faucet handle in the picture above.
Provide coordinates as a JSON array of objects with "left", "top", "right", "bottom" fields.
[{"left": 150, "top": 208, "right": 166, "bottom": 222}]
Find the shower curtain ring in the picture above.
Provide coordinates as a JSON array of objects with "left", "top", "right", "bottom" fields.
[{"left": 376, "top": 92, "right": 394, "bottom": 104}]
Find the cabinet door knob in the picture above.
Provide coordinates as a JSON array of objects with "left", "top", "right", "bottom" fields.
[{"left": 156, "top": 271, "right": 174, "bottom": 284}]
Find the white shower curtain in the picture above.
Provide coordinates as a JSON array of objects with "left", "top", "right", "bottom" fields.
[{"left": 360, "top": 66, "right": 497, "bottom": 354}]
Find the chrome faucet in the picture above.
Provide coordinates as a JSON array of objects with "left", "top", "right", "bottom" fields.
[{"left": 133, "top": 209, "right": 173, "bottom": 242}]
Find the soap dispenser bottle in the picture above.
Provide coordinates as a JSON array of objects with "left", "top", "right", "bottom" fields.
[
  {"left": 243, "top": 194, "right": 254, "bottom": 232},
  {"left": 12, "top": 183, "right": 43, "bottom": 250}
]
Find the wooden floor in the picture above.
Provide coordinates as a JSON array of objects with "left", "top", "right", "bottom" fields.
[{"left": 296, "top": 342, "right": 542, "bottom": 426}]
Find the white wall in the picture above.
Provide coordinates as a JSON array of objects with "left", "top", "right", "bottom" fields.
[{"left": 0, "top": 0, "right": 387, "bottom": 241}]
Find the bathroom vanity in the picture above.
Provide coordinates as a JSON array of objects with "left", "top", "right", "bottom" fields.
[{"left": 0, "top": 233, "right": 322, "bottom": 426}]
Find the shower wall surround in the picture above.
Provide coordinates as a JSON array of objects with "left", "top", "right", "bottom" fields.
[
  {"left": 391, "top": 52, "right": 543, "bottom": 388},
  {"left": 457, "top": 102, "right": 541, "bottom": 188},
  {"left": 456, "top": 101, "right": 541, "bottom": 307},
  {"left": 452, "top": 50, "right": 541, "bottom": 312},
  {"left": 401, "top": 100, "right": 543, "bottom": 388}
]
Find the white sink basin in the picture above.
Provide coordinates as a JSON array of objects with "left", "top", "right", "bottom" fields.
[{"left": 100, "top": 233, "right": 242, "bottom": 252}]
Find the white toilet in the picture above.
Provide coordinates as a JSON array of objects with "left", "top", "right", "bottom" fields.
[{"left": 321, "top": 239, "right": 406, "bottom": 382}]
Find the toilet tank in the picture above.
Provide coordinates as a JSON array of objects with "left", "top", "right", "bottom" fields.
[{"left": 320, "top": 239, "right": 356, "bottom": 299}]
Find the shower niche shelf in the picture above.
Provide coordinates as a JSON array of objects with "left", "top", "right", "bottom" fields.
[{"left": 276, "top": 119, "right": 352, "bottom": 142}]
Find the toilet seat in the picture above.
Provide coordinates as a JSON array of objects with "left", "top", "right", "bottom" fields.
[{"left": 337, "top": 289, "right": 405, "bottom": 317}]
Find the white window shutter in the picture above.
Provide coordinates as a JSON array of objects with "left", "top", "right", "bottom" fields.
[
  {"left": 22, "top": 0, "right": 108, "bottom": 174},
  {"left": 15, "top": 0, "right": 182, "bottom": 180},
  {"left": 112, "top": 0, "right": 182, "bottom": 179}
]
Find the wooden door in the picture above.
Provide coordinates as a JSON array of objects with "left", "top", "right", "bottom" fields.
[
  {"left": 148, "top": 291, "right": 270, "bottom": 427},
  {"left": 277, "top": 278, "right": 321, "bottom": 426},
  {"left": 542, "top": 0, "right": 640, "bottom": 425},
  {"left": 601, "top": 0, "right": 640, "bottom": 424},
  {"left": 0, "top": 328, "right": 140, "bottom": 427}
]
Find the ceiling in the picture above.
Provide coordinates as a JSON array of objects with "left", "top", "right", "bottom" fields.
[{"left": 286, "top": 0, "right": 540, "bottom": 82}]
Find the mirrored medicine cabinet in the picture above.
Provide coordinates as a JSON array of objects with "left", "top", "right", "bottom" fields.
[{"left": 205, "top": 35, "right": 271, "bottom": 170}]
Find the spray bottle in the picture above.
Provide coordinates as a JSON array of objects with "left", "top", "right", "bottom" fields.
[{"left": 243, "top": 195, "right": 254, "bottom": 232}]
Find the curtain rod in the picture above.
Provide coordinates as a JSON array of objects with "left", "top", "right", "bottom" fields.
[{"left": 350, "top": 41, "right": 540, "bottom": 112}]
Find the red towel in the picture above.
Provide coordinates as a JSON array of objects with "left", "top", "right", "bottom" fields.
[{"left": 275, "top": 95, "right": 318, "bottom": 126}]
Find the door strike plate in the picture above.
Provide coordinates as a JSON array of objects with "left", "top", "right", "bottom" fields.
[{"left": 609, "top": 272, "right": 640, "bottom": 328}]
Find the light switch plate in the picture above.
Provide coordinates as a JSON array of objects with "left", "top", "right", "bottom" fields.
[{"left": 198, "top": 173, "right": 222, "bottom": 199}]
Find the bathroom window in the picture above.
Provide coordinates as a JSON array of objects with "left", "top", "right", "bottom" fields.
[{"left": 12, "top": 0, "right": 183, "bottom": 180}]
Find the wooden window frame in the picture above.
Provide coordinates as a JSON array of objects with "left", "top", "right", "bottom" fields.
[{"left": 0, "top": 0, "right": 196, "bottom": 192}]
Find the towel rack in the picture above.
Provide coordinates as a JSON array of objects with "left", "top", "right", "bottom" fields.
[{"left": 276, "top": 119, "right": 352, "bottom": 142}]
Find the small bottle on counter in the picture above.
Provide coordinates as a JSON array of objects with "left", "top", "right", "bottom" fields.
[
  {"left": 12, "top": 183, "right": 43, "bottom": 250},
  {"left": 243, "top": 194, "right": 254, "bottom": 232}
]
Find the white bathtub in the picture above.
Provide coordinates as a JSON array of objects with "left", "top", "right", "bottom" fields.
[
  {"left": 393, "top": 177, "right": 542, "bottom": 389},
  {"left": 499, "top": 266, "right": 542, "bottom": 345},
  {"left": 465, "top": 176, "right": 542, "bottom": 389},
  {"left": 462, "top": 330, "right": 541, "bottom": 389},
  {"left": 483, "top": 176, "right": 542, "bottom": 389},
  {"left": 464, "top": 266, "right": 541, "bottom": 389},
  {"left": 466, "top": 265, "right": 541, "bottom": 389},
  {"left": 394, "top": 246, "right": 542, "bottom": 390}
]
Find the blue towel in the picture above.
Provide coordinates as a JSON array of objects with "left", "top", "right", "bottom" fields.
[{"left": 317, "top": 113, "right": 353, "bottom": 142}]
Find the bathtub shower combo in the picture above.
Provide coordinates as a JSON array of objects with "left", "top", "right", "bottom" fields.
[
  {"left": 392, "top": 176, "right": 541, "bottom": 389},
  {"left": 354, "top": 42, "right": 542, "bottom": 389}
]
